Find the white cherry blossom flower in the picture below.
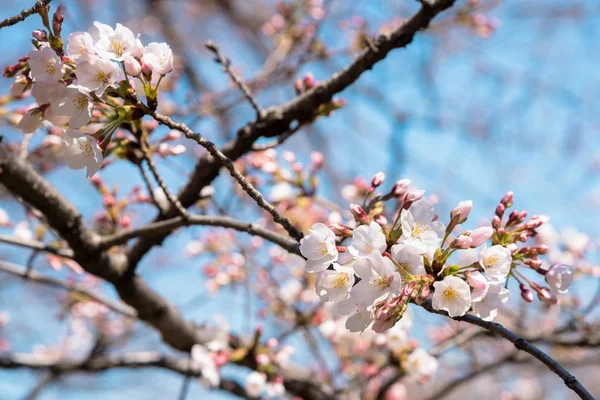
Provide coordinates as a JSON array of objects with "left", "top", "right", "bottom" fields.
[
  {"left": 299, "top": 223, "right": 338, "bottom": 272},
  {"left": 66, "top": 31, "right": 96, "bottom": 62},
  {"left": 352, "top": 252, "right": 401, "bottom": 305},
  {"left": 399, "top": 199, "right": 445, "bottom": 257},
  {"left": 479, "top": 245, "right": 512, "bottom": 282},
  {"left": 545, "top": 264, "right": 574, "bottom": 294},
  {"left": 90, "top": 22, "right": 137, "bottom": 61},
  {"left": 141, "top": 42, "right": 174, "bottom": 75},
  {"left": 406, "top": 348, "right": 438, "bottom": 379},
  {"left": 14, "top": 221, "right": 33, "bottom": 242},
  {"left": 390, "top": 244, "right": 426, "bottom": 277},
  {"left": 51, "top": 86, "right": 93, "bottom": 128},
  {"left": 471, "top": 282, "right": 510, "bottom": 321},
  {"left": 337, "top": 301, "right": 372, "bottom": 333},
  {"left": 245, "top": 372, "right": 266, "bottom": 398},
  {"left": 191, "top": 344, "right": 220, "bottom": 387},
  {"left": 123, "top": 55, "right": 142, "bottom": 76},
  {"left": 17, "top": 108, "right": 44, "bottom": 133},
  {"left": 61, "top": 130, "right": 103, "bottom": 178},
  {"left": 432, "top": 275, "right": 471, "bottom": 317},
  {"left": 10, "top": 75, "right": 28, "bottom": 96},
  {"left": 31, "top": 81, "right": 66, "bottom": 105},
  {"left": 348, "top": 221, "right": 387, "bottom": 258},
  {"left": 28, "top": 47, "right": 63, "bottom": 82},
  {"left": 466, "top": 270, "right": 489, "bottom": 302},
  {"left": 75, "top": 57, "right": 123, "bottom": 96},
  {"left": 315, "top": 263, "right": 355, "bottom": 302}
]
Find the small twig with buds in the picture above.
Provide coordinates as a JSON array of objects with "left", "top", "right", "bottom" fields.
[
  {"left": 135, "top": 100, "right": 303, "bottom": 241},
  {"left": 0, "top": 0, "right": 52, "bottom": 31},
  {"left": 205, "top": 41, "right": 264, "bottom": 119},
  {"left": 139, "top": 138, "right": 188, "bottom": 219},
  {"left": 421, "top": 300, "right": 594, "bottom": 400}
]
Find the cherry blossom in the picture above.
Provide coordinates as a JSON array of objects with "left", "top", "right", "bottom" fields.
[
  {"left": 399, "top": 199, "right": 445, "bottom": 256},
  {"left": 299, "top": 223, "right": 338, "bottom": 272},
  {"left": 51, "top": 86, "right": 93, "bottom": 128},
  {"left": 352, "top": 252, "right": 402, "bottom": 305},
  {"left": 348, "top": 221, "right": 387, "bottom": 258},
  {"left": 432, "top": 275, "right": 472, "bottom": 317},
  {"left": 479, "top": 244, "right": 512, "bottom": 282},
  {"left": 466, "top": 270, "right": 489, "bottom": 302},
  {"left": 471, "top": 282, "right": 510, "bottom": 321},
  {"left": 191, "top": 344, "right": 220, "bottom": 387},
  {"left": 406, "top": 348, "right": 439, "bottom": 379},
  {"left": 75, "top": 57, "right": 124, "bottom": 96},
  {"left": 28, "top": 47, "right": 63, "bottom": 82},
  {"left": 66, "top": 32, "right": 96, "bottom": 62},
  {"left": 450, "top": 200, "right": 472, "bottom": 223},
  {"left": 141, "top": 42, "right": 174, "bottom": 75},
  {"left": 315, "top": 263, "right": 355, "bottom": 302},
  {"left": 390, "top": 244, "right": 426, "bottom": 277},
  {"left": 245, "top": 371, "right": 266, "bottom": 397},
  {"left": 545, "top": 264, "right": 574, "bottom": 294},
  {"left": 90, "top": 22, "right": 137, "bottom": 61},
  {"left": 61, "top": 130, "right": 103, "bottom": 178},
  {"left": 17, "top": 108, "right": 44, "bottom": 133},
  {"left": 31, "top": 82, "right": 66, "bottom": 105}
]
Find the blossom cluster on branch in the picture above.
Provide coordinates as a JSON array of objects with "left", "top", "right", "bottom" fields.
[
  {"left": 4, "top": 6, "right": 173, "bottom": 177},
  {"left": 300, "top": 172, "right": 574, "bottom": 334}
]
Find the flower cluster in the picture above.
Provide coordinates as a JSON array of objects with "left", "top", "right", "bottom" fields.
[
  {"left": 5, "top": 5, "right": 173, "bottom": 177},
  {"left": 300, "top": 172, "right": 574, "bottom": 334}
]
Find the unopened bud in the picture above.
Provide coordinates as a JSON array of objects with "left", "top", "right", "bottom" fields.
[
  {"left": 371, "top": 171, "right": 385, "bottom": 188},
  {"left": 329, "top": 223, "right": 353, "bottom": 237},
  {"left": 392, "top": 179, "right": 410, "bottom": 197},
  {"left": 467, "top": 226, "right": 493, "bottom": 248},
  {"left": 492, "top": 215, "right": 501, "bottom": 229},
  {"left": 495, "top": 203, "right": 505, "bottom": 218},
  {"left": 349, "top": 203, "right": 370, "bottom": 225},
  {"left": 32, "top": 30, "right": 48, "bottom": 41},
  {"left": 450, "top": 235, "right": 473, "bottom": 249},
  {"left": 294, "top": 79, "right": 303, "bottom": 95},
  {"left": 519, "top": 284, "right": 534, "bottom": 303},
  {"left": 374, "top": 214, "right": 388, "bottom": 226},
  {"left": 124, "top": 55, "right": 141, "bottom": 76},
  {"left": 451, "top": 200, "right": 472, "bottom": 224},
  {"left": 501, "top": 191, "right": 514, "bottom": 208},
  {"left": 404, "top": 189, "right": 425, "bottom": 206},
  {"left": 303, "top": 73, "right": 315, "bottom": 88}
]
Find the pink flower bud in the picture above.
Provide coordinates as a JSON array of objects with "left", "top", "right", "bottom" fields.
[
  {"left": 451, "top": 200, "right": 472, "bottom": 223},
  {"left": 374, "top": 214, "right": 388, "bottom": 226},
  {"left": 467, "top": 226, "right": 493, "bottom": 247},
  {"left": 32, "top": 30, "right": 48, "bottom": 41},
  {"left": 371, "top": 171, "right": 385, "bottom": 188},
  {"left": 119, "top": 215, "right": 131, "bottom": 229},
  {"left": 537, "top": 286, "right": 558, "bottom": 305},
  {"left": 492, "top": 215, "right": 501, "bottom": 229},
  {"left": 311, "top": 151, "right": 324, "bottom": 168},
  {"left": 501, "top": 191, "right": 514, "bottom": 208},
  {"left": 495, "top": 203, "right": 505, "bottom": 218},
  {"left": 294, "top": 79, "right": 303, "bottom": 94},
  {"left": 519, "top": 284, "right": 534, "bottom": 303},
  {"left": 103, "top": 194, "right": 116, "bottom": 208},
  {"left": 392, "top": 179, "right": 410, "bottom": 197},
  {"left": 124, "top": 55, "right": 142, "bottom": 77},
  {"left": 303, "top": 73, "right": 315, "bottom": 88},
  {"left": 165, "top": 130, "right": 181, "bottom": 141},
  {"left": 329, "top": 223, "right": 353, "bottom": 237},
  {"left": 450, "top": 235, "right": 473, "bottom": 249},
  {"left": 349, "top": 203, "right": 370, "bottom": 225},
  {"left": 404, "top": 189, "right": 425, "bottom": 205}
]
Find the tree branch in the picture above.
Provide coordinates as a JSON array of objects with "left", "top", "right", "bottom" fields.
[
  {"left": 125, "top": 0, "right": 457, "bottom": 268},
  {"left": 0, "top": 260, "right": 137, "bottom": 318},
  {"left": 0, "top": 352, "right": 250, "bottom": 399},
  {"left": 0, "top": 0, "right": 51, "bottom": 31},
  {"left": 99, "top": 214, "right": 301, "bottom": 255},
  {"left": 0, "top": 234, "right": 74, "bottom": 258},
  {"left": 420, "top": 301, "right": 595, "bottom": 400}
]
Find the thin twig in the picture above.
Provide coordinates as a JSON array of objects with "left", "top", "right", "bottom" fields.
[
  {"left": 206, "top": 41, "right": 263, "bottom": 118},
  {"left": 139, "top": 139, "right": 188, "bottom": 218},
  {"left": 137, "top": 161, "right": 167, "bottom": 214},
  {"left": 0, "top": 260, "right": 137, "bottom": 318},
  {"left": 251, "top": 124, "right": 302, "bottom": 151},
  {"left": 420, "top": 300, "right": 594, "bottom": 400},
  {"left": 0, "top": 234, "right": 74, "bottom": 258},
  {"left": 135, "top": 101, "right": 303, "bottom": 242},
  {"left": 0, "top": 0, "right": 51, "bottom": 31},
  {"left": 99, "top": 214, "right": 300, "bottom": 255}
]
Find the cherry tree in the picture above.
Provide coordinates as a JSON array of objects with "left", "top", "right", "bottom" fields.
[{"left": 0, "top": 1, "right": 598, "bottom": 399}]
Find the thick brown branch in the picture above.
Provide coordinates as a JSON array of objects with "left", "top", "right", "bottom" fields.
[{"left": 0, "top": 0, "right": 51, "bottom": 31}]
